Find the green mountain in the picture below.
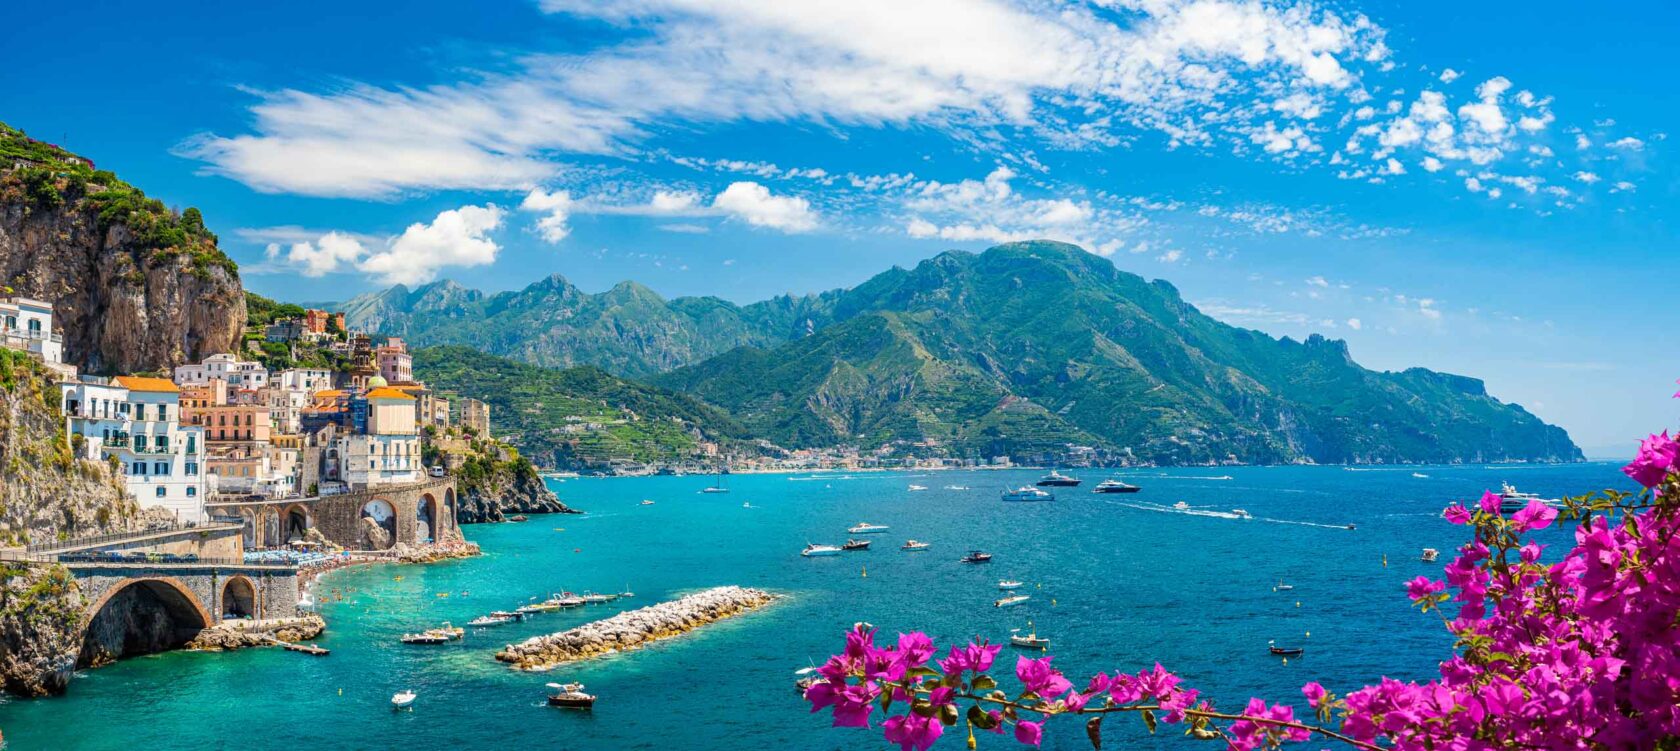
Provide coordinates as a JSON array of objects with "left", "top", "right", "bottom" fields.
[
  {"left": 354, "top": 241, "right": 1578, "bottom": 466},
  {"left": 344, "top": 276, "right": 835, "bottom": 378},
  {"left": 411, "top": 346, "right": 754, "bottom": 470},
  {"left": 654, "top": 242, "right": 1580, "bottom": 465}
]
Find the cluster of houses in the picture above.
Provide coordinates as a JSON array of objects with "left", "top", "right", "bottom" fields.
[{"left": 3, "top": 297, "right": 491, "bottom": 525}]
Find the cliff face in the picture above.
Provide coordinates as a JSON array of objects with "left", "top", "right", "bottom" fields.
[
  {"left": 0, "top": 193, "right": 245, "bottom": 375},
  {"left": 0, "top": 562, "right": 85, "bottom": 697},
  {"left": 0, "top": 350, "right": 163, "bottom": 547},
  {"left": 454, "top": 457, "right": 580, "bottom": 523},
  {"left": 1, "top": 122, "right": 245, "bottom": 375}
]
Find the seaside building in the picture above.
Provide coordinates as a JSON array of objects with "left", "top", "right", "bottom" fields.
[
  {"left": 1, "top": 296, "right": 74, "bottom": 378},
  {"left": 375, "top": 337, "right": 412, "bottom": 383},
  {"left": 461, "top": 397, "right": 490, "bottom": 435},
  {"left": 331, "top": 386, "right": 423, "bottom": 487},
  {"left": 263, "top": 319, "right": 306, "bottom": 343},
  {"left": 59, "top": 375, "right": 208, "bottom": 522},
  {"left": 173, "top": 353, "right": 269, "bottom": 390}
]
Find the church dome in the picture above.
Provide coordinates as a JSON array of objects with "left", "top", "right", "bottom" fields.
[{"left": 367, "top": 375, "right": 389, "bottom": 389}]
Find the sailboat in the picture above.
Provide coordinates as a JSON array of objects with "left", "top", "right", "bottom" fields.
[
  {"left": 1010, "top": 622, "right": 1050, "bottom": 650},
  {"left": 701, "top": 472, "right": 731, "bottom": 494}
]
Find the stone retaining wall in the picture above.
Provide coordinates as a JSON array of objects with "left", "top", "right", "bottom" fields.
[{"left": 495, "top": 586, "right": 776, "bottom": 671}]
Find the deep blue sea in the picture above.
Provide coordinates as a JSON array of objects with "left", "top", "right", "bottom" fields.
[{"left": 0, "top": 463, "right": 1632, "bottom": 750}]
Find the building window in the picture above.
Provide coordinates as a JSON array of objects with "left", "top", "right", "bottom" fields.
[
  {"left": 185, "top": 462, "right": 198, "bottom": 475},
  {"left": 132, "top": 463, "right": 146, "bottom": 476},
  {"left": 187, "top": 436, "right": 196, "bottom": 453},
  {"left": 156, "top": 487, "right": 166, "bottom": 498},
  {"left": 186, "top": 486, "right": 197, "bottom": 497},
  {"left": 132, "top": 434, "right": 145, "bottom": 452},
  {"left": 154, "top": 462, "right": 168, "bottom": 475},
  {"left": 155, "top": 435, "right": 168, "bottom": 452}
]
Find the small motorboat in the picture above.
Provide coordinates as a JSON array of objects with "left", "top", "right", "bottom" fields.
[
  {"left": 1421, "top": 548, "right": 1440, "bottom": 563},
  {"left": 742, "top": 502, "right": 752, "bottom": 508},
  {"left": 908, "top": 484, "right": 929, "bottom": 491},
  {"left": 1010, "top": 624, "right": 1050, "bottom": 650},
  {"left": 489, "top": 610, "right": 526, "bottom": 620},
  {"left": 1035, "top": 470, "right": 1081, "bottom": 487},
  {"left": 551, "top": 593, "right": 585, "bottom": 608},
  {"left": 944, "top": 485, "right": 970, "bottom": 491},
  {"left": 1002, "top": 486, "right": 1054, "bottom": 502},
  {"left": 901, "top": 540, "right": 931, "bottom": 552},
  {"left": 619, "top": 586, "right": 635, "bottom": 598},
  {"left": 1412, "top": 472, "right": 1429, "bottom": 478},
  {"left": 701, "top": 486, "right": 730, "bottom": 494},
  {"left": 1093, "top": 479, "right": 1140, "bottom": 493},
  {"left": 997, "top": 579, "right": 1024, "bottom": 590},
  {"left": 960, "top": 550, "right": 993, "bottom": 564},
  {"left": 429, "top": 624, "right": 464, "bottom": 640},
  {"left": 640, "top": 500, "right": 655, "bottom": 506},
  {"left": 842, "top": 539, "right": 872, "bottom": 551},
  {"left": 994, "top": 595, "right": 1030, "bottom": 608},
  {"left": 1268, "top": 640, "right": 1304, "bottom": 657},
  {"left": 802, "top": 543, "right": 843, "bottom": 557},
  {"left": 1172, "top": 501, "right": 1191, "bottom": 511},
  {"left": 847, "top": 522, "right": 890, "bottom": 534},
  {"left": 1346, "top": 523, "right": 1357, "bottom": 530},
  {"left": 400, "top": 632, "right": 450, "bottom": 645},
  {"left": 509, "top": 515, "right": 529, "bottom": 522},
  {"left": 468, "top": 614, "right": 514, "bottom": 627},
  {"left": 580, "top": 592, "right": 618, "bottom": 604},
  {"left": 1274, "top": 580, "right": 1294, "bottom": 592},
  {"left": 546, "top": 682, "right": 597, "bottom": 709},
  {"left": 391, "top": 690, "right": 418, "bottom": 709},
  {"left": 1231, "top": 508, "right": 1252, "bottom": 519}
]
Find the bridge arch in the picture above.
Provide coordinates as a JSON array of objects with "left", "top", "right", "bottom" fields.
[
  {"left": 359, "top": 498, "right": 397, "bottom": 550},
  {"left": 444, "top": 487, "right": 456, "bottom": 524},
  {"left": 221, "top": 575, "right": 257, "bottom": 619},
  {"left": 79, "top": 577, "right": 212, "bottom": 668},
  {"left": 239, "top": 508, "right": 257, "bottom": 549},
  {"left": 417, "top": 493, "right": 440, "bottom": 543},
  {"left": 282, "top": 503, "right": 312, "bottom": 543},
  {"left": 261, "top": 508, "right": 281, "bottom": 549}
]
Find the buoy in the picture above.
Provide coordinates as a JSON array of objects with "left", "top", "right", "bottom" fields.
[
  {"left": 1305, "top": 631, "right": 1311, "bottom": 638},
  {"left": 1296, "top": 601, "right": 1301, "bottom": 608},
  {"left": 1052, "top": 598, "right": 1057, "bottom": 606},
  {"left": 861, "top": 566, "right": 868, "bottom": 578},
  {"left": 1382, "top": 554, "right": 1388, "bottom": 568},
  {"left": 338, "top": 688, "right": 343, "bottom": 695}
]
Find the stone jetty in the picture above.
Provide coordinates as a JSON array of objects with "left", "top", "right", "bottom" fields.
[{"left": 495, "top": 586, "right": 776, "bottom": 671}]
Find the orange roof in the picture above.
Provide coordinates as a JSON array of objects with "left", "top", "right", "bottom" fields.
[
  {"left": 115, "top": 376, "right": 179, "bottom": 393},
  {"left": 365, "top": 387, "right": 416, "bottom": 401},
  {"left": 313, "top": 389, "right": 345, "bottom": 399}
]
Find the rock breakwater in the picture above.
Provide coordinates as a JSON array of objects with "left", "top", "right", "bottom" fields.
[{"left": 495, "top": 586, "right": 775, "bottom": 671}]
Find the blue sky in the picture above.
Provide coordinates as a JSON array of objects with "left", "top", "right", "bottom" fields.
[{"left": 5, "top": 0, "right": 1676, "bottom": 454}]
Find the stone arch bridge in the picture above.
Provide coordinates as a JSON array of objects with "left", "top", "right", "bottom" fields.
[
  {"left": 207, "top": 477, "right": 459, "bottom": 551},
  {"left": 61, "top": 560, "right": 300, "bottom": 669}
]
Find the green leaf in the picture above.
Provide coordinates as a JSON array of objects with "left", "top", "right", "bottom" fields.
[
  {"left": 972, "top": 675, "right": 997, "bottom": 691},
  {"left": 911, "top": 699, "right": 935, "bottom": 718},
  {"left": 939, "top": 703, "right": 961, "bottom": 726},
  {"left": 968, "top": 705, "right": 999, "bottom": 731},
  {"left": 1085, "top": 716, "right": 1103, "bottom": 750},
  {"left": 1142, "top": 709, "right": 1158, "bottom": 734}
]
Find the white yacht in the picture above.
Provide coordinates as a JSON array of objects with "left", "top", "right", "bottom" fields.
[
  {"left": 847, "top": 522, "right": 890, "bottom": 534},
  {"left": 391, "top": 690, "right": 418, "bottom": 709},
  {"left": 908, "top": 484, "right": 928, "bottom": 491},
  {"left": 994, "top": 595, "right": 1030, "bottom": 608},
  {"left": 802, "top": 543, "right": 843, "bottom": 557},
  {"left": 997, "top": 579, "right": 1024, "bottom": 590},
  {"left": 900, "top": 540, "right": 931, "bottom": 552},
  {"left": 1093, "top": 479, "right": 1140, "bottom": 494},
  {"left": 1497, "top": 482, "right": 1549, "bottom": 511},
  {"left": 1002, "top": 486, "right": 1054, "bottom": 502},
  {"left": 1035, "top": 470, "right": 1081, "bottom": 487}
]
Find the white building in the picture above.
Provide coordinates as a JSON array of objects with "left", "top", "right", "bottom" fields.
[
  {"left": 331, "top": 387, "right": 422, "bottom": 488},
  {"left": 2, "top": 297, "right": 73, "bottom": 378},
  {"left": 173, "top": 353, "right": 269, "bottom": 390},
  {"left": 60, "top": 375, "right": 207, "bottom": 522},
  {"left": 276, "top": 368, "right": 333, "bottom": 392}
]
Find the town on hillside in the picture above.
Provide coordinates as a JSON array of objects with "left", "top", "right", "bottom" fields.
[{"left": 5, "top": 295, "right": 498, "bottom": 555}]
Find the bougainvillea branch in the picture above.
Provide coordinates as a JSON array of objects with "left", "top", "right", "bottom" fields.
[{"left": 804, "top": 384, "right": 1680, "bottom": 749}]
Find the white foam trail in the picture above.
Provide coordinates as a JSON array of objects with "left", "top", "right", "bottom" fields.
[{"left": 1105, "top": 500, "right": 1353, "bottom": 529}]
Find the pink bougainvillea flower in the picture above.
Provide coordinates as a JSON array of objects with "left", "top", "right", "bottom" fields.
[
  {"left": 1013, "top": 720, "right": 1044, "bottom": 747},
  {"left": 1510, "top": 499, "right": 1559, "bottom": 533},
  {"left": 1015, "top": 655, "right": 1073, "bottom": 699},
  {"left": 936, "top": 641, "right": 1001, "bottom": 677},
  {"left": 882, "top": 713, "right": 943, "bottom": 751},
  {"left": 894, "top": 632, "right": 936, "bottom": 670},
  {"left": 1442, "top": 504, "right": 1472, "bottom": 525},
  {"left": 1406, "top": 575, "right": 1446, "bottom": 601},
  {"left": 1478, "top": 490, "right": 1503, "bottom": 514},
  {"left": 1301, "top": 681, "right": 1328, "bottom": 708},
  {"left": 1623, "top": 431, "right": 1680, "bottom": 487}
]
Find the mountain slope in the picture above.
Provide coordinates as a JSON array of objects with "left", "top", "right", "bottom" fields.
[
  {"left": 344, "top": 276, "right": 835, "bottom": 378},
  {"left": 656, "top": 242, "right": 1580, "bottom": 465},
  {"left": 411, "top": 346, "right": 754, "bottom": 470}
]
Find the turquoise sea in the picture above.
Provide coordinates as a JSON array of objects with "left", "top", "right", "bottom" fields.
[{"left": 0, "top": 463, "right": 1631, "bottom": 750}]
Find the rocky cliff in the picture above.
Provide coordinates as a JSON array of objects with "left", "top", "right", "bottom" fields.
[
  {"left": 0, "top": 562, "right": 84, "bottom": 697},
  {"left": 454, "top": 454, "right": 581, "bottom": 523},
  {"left": 0, "top": 122, "right": 245, "bottom": 374}
]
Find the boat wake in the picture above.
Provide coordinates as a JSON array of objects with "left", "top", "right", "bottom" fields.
[
  {"left": 1106, "top": 500, "right": 1353, "bottom": 530},
  {"left": 1139, "top": 474, "right": 1236, "bottom": 481}
]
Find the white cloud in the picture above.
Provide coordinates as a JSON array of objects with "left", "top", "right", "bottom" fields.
[
  {"left": 1608, "top": 136, "right": 1645, "bottom": 150},
  {"left": 1158, "top": 249, "right": 1184, "bottom": 263},
  {"left": 264, "top": 231, "right": 367, "bottom": 277},
  {"left": 1346, "top": 317, "right": 1362, "bottom": 330},
  {"left": 519, "top": 188, "right": 574, "bottom": 243},
  {"left": 1438, "top": 68, "right": 1461, "bottom": 84},
  {"left": 1573, "top": 171, "right": 1600, "bottom": 184},
  {"left": 1421, "top": 156, "right": 1443, "bottom": 172},
  {"left": 1305, "top": 275, "right": 1329, "bottom": 287},
  {"left": 360, "top": 205, "right": 506, "bottom": 285},
  {"left": 711, "top": 181, "right": 819, "bottom": 232}
]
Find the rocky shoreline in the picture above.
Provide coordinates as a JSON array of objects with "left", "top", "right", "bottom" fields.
[
  {"left": 186, "top": 615, "right": 326, "bottom": 651},
  {"left": 495, "top": 586, "right": 776, "bottom": 671}
]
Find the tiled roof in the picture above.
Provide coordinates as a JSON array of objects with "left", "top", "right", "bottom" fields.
[
  {"left": 114, "top": 375, "right": 179, "bottom": 393},
  {"left": 365, "top": 387, "right": 417, "bottom": 401}
]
